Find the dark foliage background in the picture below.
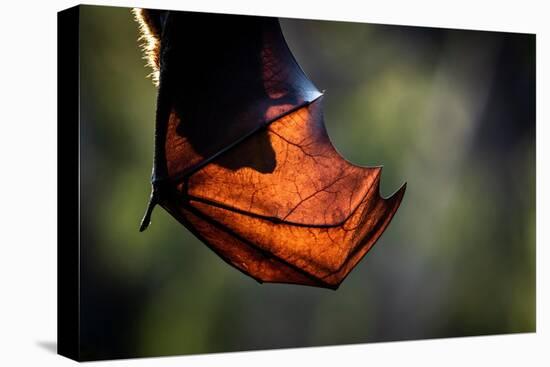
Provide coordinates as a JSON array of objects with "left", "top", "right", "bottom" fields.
[{"left": 78, "top": 5, "right": 535, "bottom": 360}]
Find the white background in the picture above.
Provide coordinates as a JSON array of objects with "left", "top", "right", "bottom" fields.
[{"left": 0, "top": 0, "right": 548, "bottom": 365}]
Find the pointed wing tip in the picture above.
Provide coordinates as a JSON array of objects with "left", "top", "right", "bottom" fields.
[
  {"left": 381, "top": 181, "right": 406, "bottom": 210},
  {"left": 374, "top": 166, "right": 406, "bottom": 202},
  {"left": 380, "top": 180, "right": 406, "bottom": 228},
  {"left": 397, "top": 180, "right": 407, "bottom": 197},
  {"left": 392, "top": 181, "right": 407, "bottom": 200}
]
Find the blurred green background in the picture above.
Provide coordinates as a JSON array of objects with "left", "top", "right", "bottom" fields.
[{"left": 78, "top": 5, "right": 535, "bottom": 360}]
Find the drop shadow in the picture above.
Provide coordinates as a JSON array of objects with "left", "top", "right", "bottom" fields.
[{"left": 36, "top": 340, "right": 57, "bottom": 354}]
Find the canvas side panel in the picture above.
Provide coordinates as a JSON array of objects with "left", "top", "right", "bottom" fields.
[{"left": 57, "top": 5, "right": 81, "bottom": 362}]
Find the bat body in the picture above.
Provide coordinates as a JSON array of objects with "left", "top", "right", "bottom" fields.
[{"left": 134, "top": 9, "right": 406, "bottom": 289}]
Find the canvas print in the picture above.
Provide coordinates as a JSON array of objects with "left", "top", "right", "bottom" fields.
[{"left": 57, "top": 4, "right": 535, "bottom": 361}]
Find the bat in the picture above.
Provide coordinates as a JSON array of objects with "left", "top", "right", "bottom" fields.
[{"left": 133, "top": 9, "right": 406, "bottom": 289}]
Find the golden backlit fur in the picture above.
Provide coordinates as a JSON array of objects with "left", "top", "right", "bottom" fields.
[{"left": 132, "top": 8, "right": 162, "bottom": 86}]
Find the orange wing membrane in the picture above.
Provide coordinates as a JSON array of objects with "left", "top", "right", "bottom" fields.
[{"left": 136, "top": 9, "right": 406, "bottom": 289}]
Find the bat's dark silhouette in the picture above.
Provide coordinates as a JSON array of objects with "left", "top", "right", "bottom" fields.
[{"left": 134, "top": 9, "right": 406, "bottom": 289}]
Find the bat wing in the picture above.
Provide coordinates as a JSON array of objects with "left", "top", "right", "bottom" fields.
[{"left": 140, "top": 11, "right": 406, "bottom": 289}]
